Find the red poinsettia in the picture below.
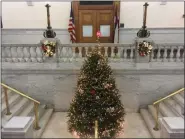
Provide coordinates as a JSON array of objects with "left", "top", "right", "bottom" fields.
[
  {"left": 42, "top": 45, "right": 47, "bottom": 51},
  {"left": 90, "top": 89, "right": 96, "bottom": 95}
]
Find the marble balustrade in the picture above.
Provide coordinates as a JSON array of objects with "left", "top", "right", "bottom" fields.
[{"left": 1, "top": 44, "right": 184, "bottom": 63}]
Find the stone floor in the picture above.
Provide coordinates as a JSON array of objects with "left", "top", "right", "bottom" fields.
[{"left": 41, "top": 112, "right": 152, "bottom": 138}]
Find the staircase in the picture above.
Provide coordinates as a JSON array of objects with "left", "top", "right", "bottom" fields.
[
  {"left": 140, "top": 89, "right": 184, "bottom": 138},
  {"left": 1, "top": 84, "right": 54, "bottom": 138}
]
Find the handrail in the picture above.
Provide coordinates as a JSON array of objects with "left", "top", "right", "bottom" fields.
[
  {"left": 153, "top": 88, "right": 184, "bottom": 105},
  {"left": 1, "top": 83, "right": 41, "bottom": 130},
  {"left": 153, "top": 88, "right": 184, "bottom": 131},
  {"left": 1, "top": 83, "right": 40, "bottom": 104}
]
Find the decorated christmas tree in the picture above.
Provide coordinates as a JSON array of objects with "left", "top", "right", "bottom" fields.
[{"left": 67, "top": 32, "right": 125, "bottom": 138}]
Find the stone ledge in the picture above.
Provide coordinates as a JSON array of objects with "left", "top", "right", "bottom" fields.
[
  {"left": 2, "top": 69, "right": 184, "bottom": 75},
  {"left": 2, "top": 62, "right": 184, "bottom": 75}
]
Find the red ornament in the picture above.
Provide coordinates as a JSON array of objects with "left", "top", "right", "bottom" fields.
[
  {"left": 90, "top": 90, "right": 96, "bottom": 95},
  {"left": 96, "top": 31, "right": 101, "bottom": 37}
]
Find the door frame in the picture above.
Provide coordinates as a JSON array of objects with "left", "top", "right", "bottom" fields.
[{"left": 72, "top": 1, "right": 120, "bottom": 43}]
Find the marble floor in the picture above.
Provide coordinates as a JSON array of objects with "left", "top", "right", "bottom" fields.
[{"left": 41, "top": 112, "right": 152, "bottom": 138}]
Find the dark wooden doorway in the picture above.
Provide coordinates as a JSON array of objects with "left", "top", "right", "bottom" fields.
[{"left": 73, "top": 1, "right": 120, "bottom": 43}]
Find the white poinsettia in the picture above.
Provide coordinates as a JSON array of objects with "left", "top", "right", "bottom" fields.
[
  {"left": 145, "top": 42, "right": 149, "bottom": 48},
  {"left": 44, "top": 40, "right": 48, "bottom": 45},
  {"left": 148, "top": 45, "right": 153, "bottom": 50}
]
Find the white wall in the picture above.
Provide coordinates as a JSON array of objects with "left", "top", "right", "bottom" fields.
[
  {"left": 120, "top": 2, "right": 184, "bottom": 28},
  {"left": 2, "top": 2, "right": 71, "bottom": 28},
  {"left": 2, "top": 1, "right": 184, "bottom": 29}
]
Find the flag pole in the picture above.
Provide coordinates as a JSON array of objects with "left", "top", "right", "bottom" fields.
[
  {"left": 118, "top": 27, "right": 119, "bottom": 44},
  {"left": 114, "top": 1, "right": 120, "bottom": 44},
  {"left": 118, "top": 1, "right": 120, "bottom": 43}
]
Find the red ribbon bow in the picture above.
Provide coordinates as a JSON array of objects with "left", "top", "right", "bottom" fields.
[{"left": 96, "top": 31, "right": 101, "bottom": 37}]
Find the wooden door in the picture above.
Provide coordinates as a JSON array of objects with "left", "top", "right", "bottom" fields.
[
  {"left": 79, "top": 10, "right": 113, "bottom": 43},
  {"left": 79, "top": 10, "right": 97, "bottom": 43},
  {"left": 73, "top": 1, "right": 120, "bottom": 43},
  {"left": 96, "top": 10, "right": 114, "bottom": 43}
]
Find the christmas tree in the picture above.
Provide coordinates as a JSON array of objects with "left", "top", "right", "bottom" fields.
[{"left": 67, "top": 33, "right": 125, "bottom": 138}]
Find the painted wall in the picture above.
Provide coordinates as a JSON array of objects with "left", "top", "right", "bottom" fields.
[
  {"left": 2, "top": 2, "right": 71, "bottom": 29},
  {"left": 120, "top": 2, "right": 184, "bottom": 28},
  {"left": 2, "top": 2, "right": 184, "bottom": 29}
]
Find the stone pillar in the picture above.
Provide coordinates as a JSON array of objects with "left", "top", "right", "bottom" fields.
[
  {"left": 159, "top": 117, "right": 184, "bottom": 138},
  {"left": 40, "top": 38, "right": 61, "bottom": 63},
  {"left": 2, "top": 117, "right": 34, "bottom": 138},
  {"left": 134, "top": 37, "right": 154, "bottom": 69}
]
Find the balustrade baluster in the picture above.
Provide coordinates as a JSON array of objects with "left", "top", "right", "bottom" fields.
[
  {"left": 81, "top": 47, "right": 85, "bottom": 58},
  {"left": 156, "top": 45, "right": 161, "bottom": 62},
  {"left": 150, "top": 48, "right": 155, "bottom": 62},
  {"left": 66, "top": 47, "right": 70, "bottom": 62},
  {"left": 123, "top": 48, "right": 127, "bottom": 61},
  {"left": 36, "top": 45, "right": 43, "bottom": 63},
  {"left": 11, "top": 46, "right": 18, "bottom": 62},
  {"left": 127, "top": 47, "right": 131, "bottom": 62},
  {"left": 75, "top": 46, "right": 80, "bottom": 62},
  {"left": 162, "top": 46, "right": 167, "bottom": 62},
  {"left": 104, "top": 47, "right": 108, "bottom": 57},
  {"left": 75, "top": 46, "right": 80, "bottom": 61},
  {"left": 68, "top": 47, "right": 73, "bottom": 62},
  {"left": 59, "top": 47, "right": 64, "bottom": 62},
  {"left": 17, "top": 46, "right": 24, "bottom": 62},
  {"left": 72, "top": 46, "right": 77, "bottom": 62},
  {"left": 30, "top": 46, "right": 37, "bottom": 62},
  {"left": 166, "top": 46, "right": 171, "bottom": 62},
  {"left": 130, "top": 46, "right": 134, "bottom": 62},
  {"left": 119, "top": 47, "right": 124, "bottom": 62},
  {"left": 85, "top": 46, "right": 88, "bottom": 58},
  {"left": 111, "top": 47, "right": 115, "bottom": 62},
  {"left": 79, "top": 47, "right": 82, "bottom": 58},
  {"left": 169, "top": 46, "right": 173, "bottom": 62},
  {"left": 62, "top": 47, "right": 67, "bottom": 62},
  {"left": 176, "top": 46, "right": 181, "bottom": 62},
  {"left": 23, "top": 47, "right": 31, "bottom": 62},
  {"left": 116, "top": 47, "right": 121, "bottom": 62}
]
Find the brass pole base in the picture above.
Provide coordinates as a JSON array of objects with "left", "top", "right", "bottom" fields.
[
  {"left": 153, "top": 127, "right": 159, "bottom": 131},
  {"left": 6, "top": 112, "right": 12, "bottom": 115},
  {"left": 34, "top": 126, "right": 41, "bottom": 130}
]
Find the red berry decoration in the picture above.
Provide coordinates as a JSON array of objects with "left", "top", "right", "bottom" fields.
[
  {"left": 90, "top": 90, "right": 96, "bottom": 95},
  {"left": 42, "top": 45, "right": 47, "bottom": 51}
]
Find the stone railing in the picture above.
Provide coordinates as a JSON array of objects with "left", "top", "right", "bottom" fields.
[{"left": 2, "top": 43, "right": 184, "bottom": 63}]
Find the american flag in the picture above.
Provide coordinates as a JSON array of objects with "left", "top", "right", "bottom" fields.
[
  {"left": 114, "top": 3, "right": 119, "bottom": 43},
  {"left": 68, "top": 3, "right": 76, "bottom": 43}
]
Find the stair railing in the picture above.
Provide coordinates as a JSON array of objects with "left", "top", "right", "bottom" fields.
[
  {"left": 1, "top": 83, "right": 41, "bottom": 130},
  {"left": 153, "top": 88, "right": 184, "bottom": 131}
]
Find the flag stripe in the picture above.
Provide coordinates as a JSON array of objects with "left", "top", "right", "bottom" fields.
[{"left": 68, "top": 3, "right": 76, "bottom": 43}]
